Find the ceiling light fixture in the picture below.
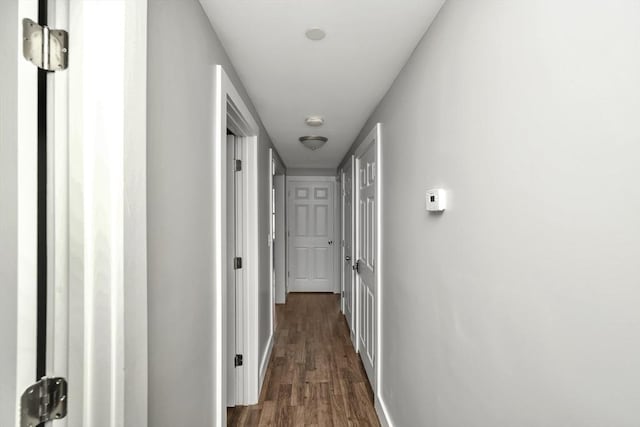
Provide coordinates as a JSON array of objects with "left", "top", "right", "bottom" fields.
[
  {"left": 305, "top": 116, "right": 324, "bottom": 127},
  {"left": 299, "top": 136, "right": 328, "bottom": 151},
  {"left": 305, "top": 28, "right": 326, "bottom": 41}
]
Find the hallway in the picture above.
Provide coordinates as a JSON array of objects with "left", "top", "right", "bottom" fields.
[{"left": 228, "top": 294, "right": 380, "bottom": 426}]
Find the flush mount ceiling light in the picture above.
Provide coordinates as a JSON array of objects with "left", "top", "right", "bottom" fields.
[
  {"left": 305, "top": 28, "right": 326, "bottom": 41},
  {"left": 299, "top": 136, "right": 328, "bottom": 151},
  {"left": 305, "top": 116, "right": 324, "bottom": 127}
]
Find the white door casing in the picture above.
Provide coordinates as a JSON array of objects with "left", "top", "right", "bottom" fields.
[
  {"left": 215, "top": 65, "right": 261, "bottom": 425},
  {"left": 355, "top": 124, "right": 380, "bottom": 391},
  {"left": 341, "top": 158, "right": 356, "bottom": 345},
  {"left": 288, "top": 178, "right": 336, "bottom": 293}
]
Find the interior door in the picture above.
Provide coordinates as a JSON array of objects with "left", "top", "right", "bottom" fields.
[
  {"left": 3, "top": 2, "right": 149, "bottom": 426},
  {"left": 342, "top": 160, "right": 356, "bottom": 344},
  {"left": 289, "top": 180, "right": 335, "bottom": 292},
  {"left": 0, "top": 2, "right": 39, "bottom": 425},
  {"left": 226, "top": 133, "right": 237, "bottom": 406},
  {"left": 227, "top": 133, "right": 244, "bottom": 406},
  {"left": 356, "top": 134, "right": 377, "bottom": 388}
]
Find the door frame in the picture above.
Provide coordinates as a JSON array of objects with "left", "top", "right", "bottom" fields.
[
  {"left": 214, "top": 65, "right": 261, "bottom": 424},
  {"left": 286, "top": 176, "right": 338, "bottom": 294},
  {"left": 354, "top": 123, "right": 382, "bottom": 394}
]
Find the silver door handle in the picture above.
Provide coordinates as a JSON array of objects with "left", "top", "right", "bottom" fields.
[
  {"left": 345, "top": 255, "right": 351, "bottom": 262},
  {"left": 328, "top": 240, "right": 333, "bottom": 245}
]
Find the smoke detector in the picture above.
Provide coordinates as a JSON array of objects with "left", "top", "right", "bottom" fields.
[
  {"left": 299, "top": 136, "right": 328, "bottom": 151},
  {"left": 305, "top": 116, "right": 324, "bottom": 127}
]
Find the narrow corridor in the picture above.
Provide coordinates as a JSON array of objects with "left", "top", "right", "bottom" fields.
[{"left": 227, "top": 293, "right": 380, "bottom": 426}]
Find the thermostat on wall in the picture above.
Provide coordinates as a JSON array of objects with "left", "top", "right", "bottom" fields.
[{"left": 426, "top": 189, "right": 447, "bottom": 212}]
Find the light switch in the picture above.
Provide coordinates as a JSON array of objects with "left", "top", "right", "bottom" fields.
[{"left": 426, "top": 189, "right": 446, "bottom": 212}]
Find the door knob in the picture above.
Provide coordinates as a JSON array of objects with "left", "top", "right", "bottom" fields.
[
  {"left": 328, "top": 240, "right": 333, "bottom": 245},
  {"left": 345, "top": 255, "right": 351, "bottom": 262}
]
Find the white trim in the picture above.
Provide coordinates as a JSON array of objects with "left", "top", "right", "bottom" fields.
[
  {"left": 375, "top": 123, "right": 383, "bottom": 400},
  {"left": 334, "top": 173, "right": 341, "bottom": 294},
  {"left": 11, "top": 3, "right": 39, "bottom": 427},
  {"left": 47, "top": 0, "right": 70, "bottom": 397},
  {"left": 375, "top": 395, "right": 394, "bottom": 427},
  {"left": 259, "top": 332, "right": 274, "bottom": 390},
  {"left": 268, "top": 149, "right": 274, "bottom": 343},
  {"left": 214, "top": 65, "right": 260, "bottom": 426},
  {"left": 287, "top": 175, "right": 336, "bottom": 182}
]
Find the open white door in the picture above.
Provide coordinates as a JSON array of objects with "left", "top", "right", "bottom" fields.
[
  {"left": 5, "top": 2, "right": 150, "bottom": 426},
  {"left": 355, "top": 124, "right": 380, "bottom": 391},
  {"left": 0, "top": 2, "right": 38, "bottom": 426},
  {"left": 341, "top": 158, "right": 356, "bottom": 346},
  {"left": 2, "top": 1, "right": 148, "bottom": 426}
]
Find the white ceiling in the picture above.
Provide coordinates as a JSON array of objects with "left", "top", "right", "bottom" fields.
[{"left": 200, "top": 0, "right": 444, "bottom": 168}]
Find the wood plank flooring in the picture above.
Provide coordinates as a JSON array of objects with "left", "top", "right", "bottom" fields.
[{"left": 227, "top": 293, "right": 380, "bottom": 426}]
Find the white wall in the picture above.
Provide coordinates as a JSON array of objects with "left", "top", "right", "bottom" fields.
[
  {"left": 147, "top": 1, "right": 279, "bottom": 424},
  {"left": 0, "top": 2, "right": 19, "bottom": 424},
  {"left": 343, "top": 1, "right": 640, "bottom": 426}
]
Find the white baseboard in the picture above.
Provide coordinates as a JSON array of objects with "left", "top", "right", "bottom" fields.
[
  {"left": 259, "top": 332, "right": 274, "bottom": 391},
  {"left": 375, "top": 394, "right": 394, "bottom": 427}
]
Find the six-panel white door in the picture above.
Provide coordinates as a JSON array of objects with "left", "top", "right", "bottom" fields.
[
  {"left": 289, "top": 181, "right": 335, "bottom": 292},
  {"left": 356, "top": 131, "right": 378, "bottom": 389}
]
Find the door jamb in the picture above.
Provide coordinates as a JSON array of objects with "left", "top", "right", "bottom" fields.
[{"left": 214, "top": 65, "right": 260, "bottom": 426}]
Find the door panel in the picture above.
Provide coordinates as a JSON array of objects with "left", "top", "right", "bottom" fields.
[
  {"left": 289, "top": 181, "right": 335, "bottom": 292},
  {"left": 313, "top": 248, "right": 329, "bottom": 279},
  {"left": 295, "top": 248, "right": 309, "bottom": 278},
  {"left": 0, "top": 2, "right": 38, "bottom": 425},
  {"left": 226, "top": 134, "right": 236, "bottom": 406},
  {"left": 356, "top": 135, "right": 377, "bottom": 389},
  {"left": 314, "top": 205, "right": 328, "bottom": 236}
]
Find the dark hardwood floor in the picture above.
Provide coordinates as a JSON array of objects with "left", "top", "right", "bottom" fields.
[{"left": 227, "top": 293, "right": 380, "bottom": 426}]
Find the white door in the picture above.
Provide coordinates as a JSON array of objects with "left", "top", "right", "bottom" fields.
[
  {"left": 2, "top": 3, "right": 147, "bottom": 426},
  {"left": 342, "top": 159, "right": 356, "bottom": 344},
  {"left": 47, "top": 2, "right": 149, "bottom": 426},
  {"left": 0, "top": 3, "right": 39, "bottom": 426},
  {"left": 226, "top": 134, "right": 244, "bottom": 406},
  {"left": 356, "top": 126, "right": 379, "bottom": 389},
  {"left": 289, "top": 180, "right": 335, "bottom": 292}
]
